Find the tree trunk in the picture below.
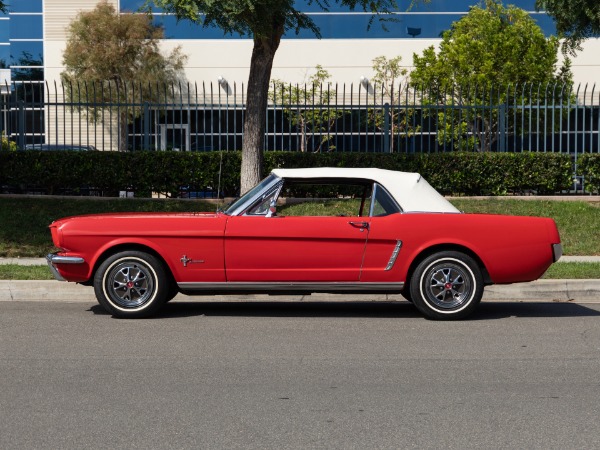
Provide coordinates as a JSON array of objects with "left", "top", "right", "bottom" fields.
[{"left": 240, "top": 29, "right": 283, "bottom": 194}]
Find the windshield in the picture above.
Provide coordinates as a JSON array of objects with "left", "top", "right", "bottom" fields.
[{"left": 222, "top": 174, "right": 278, "bottom": 215}]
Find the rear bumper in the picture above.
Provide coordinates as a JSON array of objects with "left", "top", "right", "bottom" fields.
[
  {"left": 552, "top": 243, "right": 563, "bottom": 263},
  {"left": 46, "top": 253, "right": 85, "bottom": 282}
]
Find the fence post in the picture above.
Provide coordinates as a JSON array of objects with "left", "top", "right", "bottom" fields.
[
  {"left": 18, "top": 100, "right": 25, "bottom": 150},
  {"left": 143, "top": 102, "right": 150, "bottom": 151},
  {"left": 383, "top": 102, "right": 390, "bottom": 153},
  {"left": 498, "top": 104, "right": 506, "bottom": 152}
]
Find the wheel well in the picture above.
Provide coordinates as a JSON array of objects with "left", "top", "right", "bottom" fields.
[
  {"left": 404, "top": 244, "right": 492, "bottom": 289},
  {"left": 85, "top": 244, "right": 176, "bottom": 288}
]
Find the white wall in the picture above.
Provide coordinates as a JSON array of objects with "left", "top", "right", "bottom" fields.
[{"left": 167, "top": 37, "right": 600, "bottom": 87}]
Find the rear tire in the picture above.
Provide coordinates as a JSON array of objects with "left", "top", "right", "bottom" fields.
[
  {"left": 94, "top": 251, "right": 169, "bottom": 318},
  {"left": 409, "top": 251, "right": 483, "bottom": 320}
]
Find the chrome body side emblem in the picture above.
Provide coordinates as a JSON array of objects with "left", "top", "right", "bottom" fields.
[
  {"left": 180, "top": 255, "right": 205, "bottom": 267},
  {"left": 384, "top": 240, "right": 403, "bottom": 271}
]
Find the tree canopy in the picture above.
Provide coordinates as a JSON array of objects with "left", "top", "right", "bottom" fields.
[
  {"left": 62, "top": 0, "right": 186, "bottom": 151},
  {"left": 412, "top": 0, "right": 568, "bottom": 90},
  {"left": 270, "top": 66, "right": 346, "bottom": 153},
  {"left": 536, "top": 0, "right": 600, "bottom": 53},
  {"left": 410, "top": 0, "right": 572, "bottom": 151},
  {"left": 0, "top": 2, "right": 6, "bottom": 13},
  {"left": 147, "top": 0, "right": 419, "bottom": 192}
]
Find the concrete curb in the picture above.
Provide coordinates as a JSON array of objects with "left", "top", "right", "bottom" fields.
[
  {"left": 1, "top": 279, "right": 599, "bottom": 304},
  {"left": 482, "top": 279, "right": 600, "bottom": 302},
  {"left": 0, "top": 258, "right": 49, "bottom": 266}
]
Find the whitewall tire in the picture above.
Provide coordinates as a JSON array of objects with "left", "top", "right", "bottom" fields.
[
  {"left": 94, "top": 251, "right": 169, "bottom": 318},
  {"left": 409, "top": 251, "right": 484, "bottom": 320}
]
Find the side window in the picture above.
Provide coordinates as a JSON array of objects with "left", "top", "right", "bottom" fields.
[
  {"left": 278, "top": 181, "right": 371, "bottom": 217},
  {"left": 370, "top": 184, "right": 401, "bottom": 216},
  {"left": 245, "top": 184, "right": 282, "bottom": 215}
]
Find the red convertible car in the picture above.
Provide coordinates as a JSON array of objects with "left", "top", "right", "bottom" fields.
[{"left": 47, "top": 168, "right": 562, "bottom": 320}]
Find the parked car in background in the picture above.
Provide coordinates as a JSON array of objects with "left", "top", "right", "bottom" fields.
[
  {"left": 23, "top": 144, "right": 97, "bottom": 151},
  {"left": 47, "top": 167, "right": 562, "bottom": 320}
]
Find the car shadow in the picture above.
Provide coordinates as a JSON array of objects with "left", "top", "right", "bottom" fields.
[
  {"left": 89, "top": 300, "right": 600, "bottom": 320},
  {"left": 472, "top": 301, "right": 600, "bottom": 320},
  {"left": 89, "top": 301, "right": 422, "bottom": 319}
]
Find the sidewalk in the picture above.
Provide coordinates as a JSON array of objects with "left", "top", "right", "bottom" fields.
[{"left": 0, "top": 257, "right": 599, "bottom": 303}]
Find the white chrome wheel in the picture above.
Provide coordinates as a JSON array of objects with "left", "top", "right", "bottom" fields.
[
  {"left": 423, "top": 261, "right": 472, "bottom": 310},
  {"left": 94, "top": 251, "right": 169, "bottom": 318},
  {"left": 104, "top": 259, "right": 155, "bottom": 309},
  {"left": 410, "top": 251, "right": 484, "bottom": 320}
]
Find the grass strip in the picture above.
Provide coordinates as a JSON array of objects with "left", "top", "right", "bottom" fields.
[
  {"left": 0, "top": 264, "right": 54, "bottom": 280},
  {"left": 542, "top": 262, "right": 600, "bottom": 279}
]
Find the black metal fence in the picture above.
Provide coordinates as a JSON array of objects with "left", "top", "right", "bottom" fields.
[{"left": 1, "top": 80, "right": 599, "bottom": 158}]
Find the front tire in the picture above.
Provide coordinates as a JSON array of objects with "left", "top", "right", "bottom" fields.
[
  {"left": 409, "top": 251, "right": 483, "bottom": 320},
  {"left": 94, "top": 251, "right": 169, "bottom": 318}
]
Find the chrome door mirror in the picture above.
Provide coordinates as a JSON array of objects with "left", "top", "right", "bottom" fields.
[{"left": 265, "top": 199, "right": 277, "bottom": 218}]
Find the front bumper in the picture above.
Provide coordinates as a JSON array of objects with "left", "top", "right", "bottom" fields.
[{"left": 46, "top": 253, "right": 85, "bottom": 282}]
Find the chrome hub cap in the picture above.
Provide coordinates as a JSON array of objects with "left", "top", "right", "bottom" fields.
[
  {"left": 107, "top": 261, "right": 154, "bottom": 308},
  {"left": 425, "top": 263, "right": 471, "bottom": 309}
]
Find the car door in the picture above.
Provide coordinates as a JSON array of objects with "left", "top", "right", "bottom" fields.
[
  {"left": 224, "top": 215, "right": 370, "bottom": 282},
  {"left": 359, "top": 183, "right": 406, "bottom": 283}
]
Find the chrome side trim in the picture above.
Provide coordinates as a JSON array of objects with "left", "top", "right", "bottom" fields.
[
  {"left": 46, "top": 253, "right": 85, "bottom": 282},
  {"left": 177, "top": 281, "right": 404, "bottom": 294},
  {"left": 552, "top": 243, "right": 563, "bottom": 262},
  {"left": 384, "top": 240, "right": 403, "bottom": 271}
]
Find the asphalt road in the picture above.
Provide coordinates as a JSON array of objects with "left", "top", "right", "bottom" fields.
[{"left": 2, "top": 300, "right": 600, "bottom": 449}]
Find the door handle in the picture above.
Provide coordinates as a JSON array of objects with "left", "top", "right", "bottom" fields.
[{"left": 348, "top": 221, "right": 369, "bottom": 230}]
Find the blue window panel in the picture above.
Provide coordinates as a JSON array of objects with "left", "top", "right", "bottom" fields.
[
  {"left": 9, "top": 0, "right": 43, "bottom": 13},
  {"left": 11, "top": 66, "right": 44, "bottom": 81},
  {"left": 156, "top": 13, "right": 467, "bottom": 39},
  {"left": 129, "top": 0, "right": 540, "bottom": 14},
  {"left": 292, "top": 0, "right": 539, "bottom": 13},
  {"left": 121, "top": 0, "right": 163, "bottom": 12},
  {"left": 153, "top": 8, "right": 557, "bottom": 40},
  {"left": 155, "top": 16, "right": 246, "bottom": 39},
  {"left": 404, "top": 0, "right": 538, "bottom": 12},
  {"left": 292, "top": 13, "right": 465, "bottom": 39},
  {"left": 529, "top": 13, "right": 558, "bottom": 36},
  {"left": 289, "top": 1, "right": 399, "bottom": 13},
  {"left": 10, "top": 41, "right": 43, "bottom": 65},
  {"left": 0, "top": 20, "right": 8, "bottom": 42},
  {"left": 0, "top": 45, "right": 9, "bottom": 67},
  {"left": 10, "top": 15, "right": 43, "bottom": 40}
]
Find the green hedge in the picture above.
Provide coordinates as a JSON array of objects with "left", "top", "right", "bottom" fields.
[
  {"left": 269, "top": 151, "right": 573, "bottom": 195},
  {"left": 0, "top": 150, "right": 573, "bottom": 197},
  {"left": 579, "top": 154, "right": 600, "bottom": 194}
]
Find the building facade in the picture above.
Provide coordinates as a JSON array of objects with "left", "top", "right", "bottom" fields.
[
  {"left": 0, "top": 0, "right": 598, "bottom": 151},
  {"left": 1, "top": 0, "right": 598, "bottom": 87}
]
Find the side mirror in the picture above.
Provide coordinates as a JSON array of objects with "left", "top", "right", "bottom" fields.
[{"left": 265, "top": 198, "right": 277, "bottom": 218}]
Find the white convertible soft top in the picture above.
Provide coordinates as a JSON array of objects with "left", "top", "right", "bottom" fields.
[{"left": 271, "top": 167, "right": 460, "bottom": 213}]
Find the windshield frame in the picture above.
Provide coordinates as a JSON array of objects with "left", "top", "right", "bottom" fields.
[{"left": 222, "top": 174, "right": 281, "bottom": 216}]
